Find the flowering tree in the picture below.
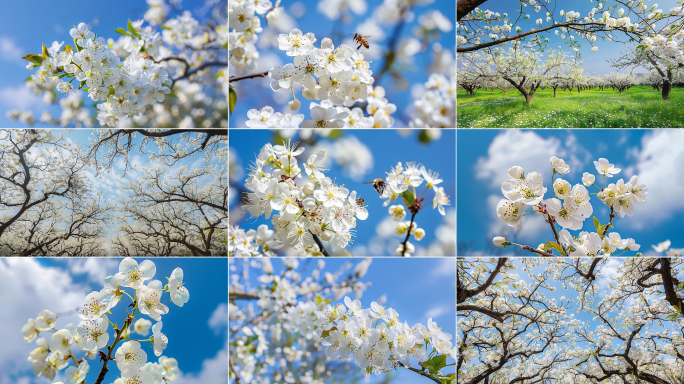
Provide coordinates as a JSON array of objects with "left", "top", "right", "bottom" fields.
[
  {"left": 21, "top": 257, "right": 189, "bottom": 384},
  {"left": 6, "top": 1, "right": 227, "bottom": 128},
  {"left": 458, "top": 257, "right": 684, "bottom": 384},
  {"left": 1, "top": 128, "right": 227, "bottom": 256},
  {"left": 491, "top": 155, "right": 650, "bottom": 256},
  {"left": 86, "top": 129, "right": 228, "bottom": 256},
  {"left": 229, "top": 258, "right": 456, "bottom": 383},
  {"left": 229, "top": 138, "right": 450, "bottom": 256},
  {"left": 0, "top": 129, "right": 112, "bottom": 256},
  {"left": 228, "top": 0, "right": 455, "bottom": 127}
]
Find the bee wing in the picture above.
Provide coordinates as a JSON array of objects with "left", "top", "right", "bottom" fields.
[{"left": 363, "top": 181, "right": 374, "bottom": 184}]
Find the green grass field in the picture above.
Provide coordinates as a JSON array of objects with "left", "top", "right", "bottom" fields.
[{"left": 457, "top": 85, "right": 684, "bottom": 128}]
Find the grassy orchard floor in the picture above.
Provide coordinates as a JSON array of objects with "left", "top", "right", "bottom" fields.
[{"left": 457, "top": 85, "right": 684, "bottom": 128}]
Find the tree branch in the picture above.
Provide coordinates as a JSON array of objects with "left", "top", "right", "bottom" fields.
[
  {"left": 228, "top": 70, "right": 270, "bottom": 83},
  {"left": 310, "top": 232, "right": 330, "bottom": 256},
  {"left": 400, "top": 211, "right": 416, "bottom": 256}
]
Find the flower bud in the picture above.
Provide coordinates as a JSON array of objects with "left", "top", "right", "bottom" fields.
[
  {"left": 388, "top": 205, "right": 406, "bottom": 221},
  {"left": 414, "top": 228, "right": 425, "bottom": 241},
  {"left": 302, "top": 88, "right": 316, "bottom": 100},
  {"left": 582, "top": 172, "right": 595, "bottom": 187},
  {"left": 493, "top": 236, "right": 508, "bottom": 248},
  {"left": 303, "top": 182, "right": 315, "bottom": 195},
  {"left": 395, "top": 222, "right": 408, "bottom": 235},
  {"left": 319, "top": 230, "right": 332, "bottom": 241},
  {"left": 288, "top": 98, "right": 301, "bottom": 111}
]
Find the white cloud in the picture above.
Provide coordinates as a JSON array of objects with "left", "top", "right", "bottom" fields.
[
  {"left": 0, "top": 259, "right": 88, "bottom": 382},
  {"left": 0, "top": 85, "right": 44, "bottom": 109},
  {"left": 625, "top": 130, "right": 684, "bottom": 229},
  {"left": 0, "top": 37, "right": 22, "bottom": 61},
  {"left": 173, "top": 344, "right": 228, "bottom": 384},
  {"left": 424, "top": 305, "right": 450, "bottom": 319},
  {"left": 430, "top": 258, "right": 455, "bottom": 278},
  {"left": 475, "top": 130, "right": 588, "bottom": 188},
  {"left": 207, "top": 303, "right": 228, "bottom": 335},
  {"left": 63, "top": 258, "right": 119, "bottom": 285}
]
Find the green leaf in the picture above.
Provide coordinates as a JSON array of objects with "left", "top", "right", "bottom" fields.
[
  {"left": 115, "top": 27, "right": 132, "bottom": 37},
  {"left": 78, "top": 81, "right": 86, "bottom": 90},
  {"left": 544, "top": 241, "right": 564, "bottom": 256},
  {"left": 422, "top": 354, "right": 448, "bottom": 375},
  {"left": 127, "top": 19, "right": 140, "bottom": 38},
  {"left": 229, "top": 86, "right": 237, "bottom": 115},
  {"left": 401, "top": 190, "right": 415, "bottom": 207},
  {"left": 42, "top": 44, "right": 49, "bottom": 59},
  {"left": 593, "top": 216, "right": 600, "bottom": 232},
  {"left": 22, "top": 54, "right": 44, "bottom": 64},
  {"left": 62, "top": 45, "right": 75, "bottom": 53}
]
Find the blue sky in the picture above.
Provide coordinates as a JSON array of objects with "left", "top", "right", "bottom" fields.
[
  {"left": 229, "top": 0, "right": 455, "bottom": 127},
  {"left": 457, "top": 0, "right": 683, "bottom": 74},
  {"left": 231, "top": 257, "right": 456, "bottom": 383},
  {"left": 457, "top": 129, "right": 684, "bottom": 256},
  {"left": 229, "top": 129, "right": 456, "bottom": 256},
  {"left": 0, "top": 0, "right": 215, "bottom": 127},
  {"left": 0, "top": 257, "right": 227, "bottom": 384}
]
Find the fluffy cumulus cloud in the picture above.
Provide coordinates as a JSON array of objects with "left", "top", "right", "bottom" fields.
[
  {"left": 173, "top": 345, "right": 228, "bottom": 384},
  {"left": 207, "top": 303, "right": 228, "bottom": 335},
  {"left": 476, "top": 130, "right": 589, "bottom": 186},
  {"left": 0, "top": 37, "right": 22, "bottom": 61},
  {"left": 0, "top": 259, "right": 89, "bottom": 382},
  {"left": 0, "top": 85, "right": 44, "bottom": 109},
  {"left": 627, "top": 129, "right": 684, "bottom": 228}
]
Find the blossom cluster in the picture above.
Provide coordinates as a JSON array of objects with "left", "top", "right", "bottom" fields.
[
  {"left": 228, "top": 0, "right": 283, "bottom": 73},
  {"left": 373, "top": 161, "right": 449, "bottom": 255},
  {"left": 229, "top": 258, "right": 373, "bottom": 382},
  {"left": 28, "top": 22, "right": 172, "bottom": 127},
  {"left": 243, "top": 27, "right": 397, "bottom": 128},
  {"left": 409, "top": 73, "right": 456, "bottom": 128},
  {"left": 21, "top": 258, "right": 187, "bottom": 383},
  {"left": 233, "top": 139, "right": 368, "bottom": 256},
  {"left": 317, "top": 296, "right": 455, "bottom": 376},
  {"left": 495, "top": 156, "right": 647, "bottom": 256}
]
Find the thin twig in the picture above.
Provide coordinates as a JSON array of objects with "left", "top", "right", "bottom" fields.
[
  {"left": 546, "top": 213, "right": 566, "bottom": 256},
  {"left": 602, "top": 206, "right": 616, "bottom": 237},
  {"left": 228, "top": 70, "right": 270, "bottom": 82},
  {"left": 520, "top": 245, "right": 554, "bottom": 257},
  {"left": 398, "top": 362, "right": 442, "bottom": 383},
  {"left": 311, "top": 231, "right": 330, "bottom": 256},
  {"left": 229, "top": 355, "right": 243, "bottom": 384},
  {"left": 400, "top": 211, "right": 417, "bottom": 257}
]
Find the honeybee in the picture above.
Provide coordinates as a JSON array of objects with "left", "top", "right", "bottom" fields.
[
  {"left": 363, "top": 178, "right": 386, "bottom": 195},
  {"left": 351, "top": 33, "right": 371, "bottom": 50},
  {"left": 356, "top": 197, "right": 365, "bottom": 207}
]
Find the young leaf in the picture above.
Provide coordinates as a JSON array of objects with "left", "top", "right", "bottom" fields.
[
  {"left": 42, "top": 44, "right": 49, "bottom": 59},
  {"left": 593, "top": 216, "right": 600, "bottom": 232},
  {"left": 127, "top": 20, "right": 140, "bottom": 38},
  {"left": 115, "top": 27, "right": 132, "bottom": 37},
  {"left": 229, "top": 86, "right": 237, "bottom": 115},
  {"left": 22, "top": 54, "right": 44, "bottom": 65},
  {"left": 544, "top": 241, "right": 563, "bottom": 256},
  {"left": 401, "top": 190, "right": 415, "bottom": 207}
]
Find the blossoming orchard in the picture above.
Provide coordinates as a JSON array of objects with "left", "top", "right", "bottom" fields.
[
  {"left": 5, "top": 1, "right": 227, "bottom": 128},
  {"left": 21, "top": 258, "right": 187, "bottom": 384},
  {"left": 228, "top": 0, "right": 456, "bottom": 127},
  {"left": 456, "top": 0, "right": 684, "bottom": 127}
]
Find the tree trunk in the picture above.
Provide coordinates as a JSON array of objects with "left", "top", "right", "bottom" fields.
[
  {"left": 525, "top": 94, "right": 533, "bottom": 104},
  {"left": 553, "top": 87, "right": 558, "bottom": 98},
  {"left": 662, "top": 81, "right": 671, "bottom": 100}
]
